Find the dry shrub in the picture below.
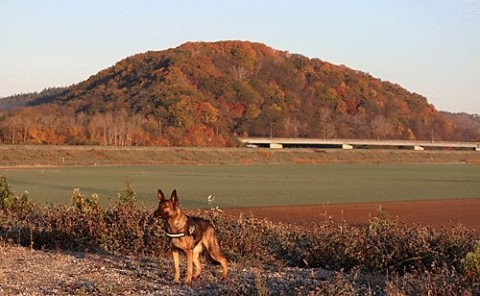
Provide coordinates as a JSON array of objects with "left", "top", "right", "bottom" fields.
[{"left": 464, "top": 242, "right": 480, "bottom": 279}]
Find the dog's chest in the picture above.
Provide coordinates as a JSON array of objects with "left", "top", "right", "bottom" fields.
[{"left": 171, "top": 235, "right": 194, "bottom": 249}]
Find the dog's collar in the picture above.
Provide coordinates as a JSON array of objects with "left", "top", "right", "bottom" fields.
[{"left": 165, "top": 232, "right": 186, "bottom": 238}]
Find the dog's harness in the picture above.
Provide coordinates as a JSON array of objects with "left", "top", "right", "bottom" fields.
[{"left": 165, "top": 216, "right": 199, "bottom": 241}]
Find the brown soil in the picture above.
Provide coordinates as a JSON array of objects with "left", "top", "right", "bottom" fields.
[{"left": 224, "top": 198, "right": 480, "bottom": 230}]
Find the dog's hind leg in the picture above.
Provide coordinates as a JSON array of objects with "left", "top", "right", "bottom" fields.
[
  {"left": 193, "top": 244, "right": 203, "bottom": 279},
  {"left": 206, "top": 238, "right": 228, "bottom": 279}
]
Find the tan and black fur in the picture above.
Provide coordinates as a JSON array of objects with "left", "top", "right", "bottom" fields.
[{"left": 153, "top": 189, "right": 228, "bottom": 284}]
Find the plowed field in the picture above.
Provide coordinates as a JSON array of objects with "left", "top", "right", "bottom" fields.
[{"left": 225, "top": 198, "right": 480, "bottom": 230}]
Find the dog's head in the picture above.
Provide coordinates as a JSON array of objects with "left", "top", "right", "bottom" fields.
[{"left": 153, "top": 189, "right": 180, "bottom": 219}]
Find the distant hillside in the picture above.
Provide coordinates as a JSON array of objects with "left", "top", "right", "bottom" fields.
[
  {"left": 0, "top": 41, "right": 477, "bottom": 145},
  {"left": 0, "top": 87, "right": 68, "bottom": 110},
  {"left": 442, "top": 112, "right": 480, "bottom": 141}
]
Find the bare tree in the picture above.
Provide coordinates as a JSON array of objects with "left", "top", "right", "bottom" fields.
[
  {"left": 317, "top": 107, "right": 336, "bottom": 138},
  {"left": 231, "top": 66, "right": 249, "bottom": 81},
  {"left": 283, "top": 116, "right": 303, "bottom": 137},
  {"left": 370, "top": 115, "right": 394, "bottom": 139}
]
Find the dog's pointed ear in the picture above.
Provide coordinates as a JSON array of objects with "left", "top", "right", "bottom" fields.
[
  {"left": 157, "top": 189, "right": 165, "bottom": 202},
  {"left": 170, "top": 189, "right": 179, "bottom": 207}
]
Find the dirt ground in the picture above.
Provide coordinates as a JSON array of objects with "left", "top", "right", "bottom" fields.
[{"left": 224, "top": 198, "right": 480, "bottom": 230}]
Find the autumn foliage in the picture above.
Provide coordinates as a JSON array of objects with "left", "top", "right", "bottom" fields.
[{"left": 0, "top": 41, "right": 477, "bottom": 146}]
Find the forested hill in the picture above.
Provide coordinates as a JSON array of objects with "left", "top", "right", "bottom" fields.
[{"left": 0, "top": 41, "right": 477, "bottom": 146}]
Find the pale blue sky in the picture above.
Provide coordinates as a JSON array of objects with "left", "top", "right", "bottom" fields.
[{"left": 1, "top": 1, "right": 479, "bottom": 114}]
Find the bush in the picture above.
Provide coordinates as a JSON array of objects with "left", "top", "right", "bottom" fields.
[
  {"left": 0, "top": 174, "right": 14, "bottom": 210},
  {"left": 465, "top": 242, "right": 480, "bottom": 279},
  {"left": 0, "top": 174, "right": 33, "bottom": 215}
]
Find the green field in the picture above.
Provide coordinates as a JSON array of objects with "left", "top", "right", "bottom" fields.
[{"left": 2, "top": 164, "right": 480, "bottom": 209}]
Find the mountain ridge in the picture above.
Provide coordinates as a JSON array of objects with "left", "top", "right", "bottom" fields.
[{"left": 0, "top": 41, "right": 478, "bottom": 145}]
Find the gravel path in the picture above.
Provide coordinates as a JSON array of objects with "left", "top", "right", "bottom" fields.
[{"left": 0, "top": 245, "right": 336, "bottom": 296}]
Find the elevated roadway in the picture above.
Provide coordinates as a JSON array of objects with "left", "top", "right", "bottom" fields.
[{"left": 238, "top": 137, "right": 480, "bottom": 151}]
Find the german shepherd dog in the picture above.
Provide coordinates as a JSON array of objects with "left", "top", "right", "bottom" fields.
[{"left": 153, "top": 189, "right": 228, "bottom": 284}]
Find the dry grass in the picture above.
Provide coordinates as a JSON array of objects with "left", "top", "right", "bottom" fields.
[{"left": 2, "top": 145, "right": 480, "bottom": 168}]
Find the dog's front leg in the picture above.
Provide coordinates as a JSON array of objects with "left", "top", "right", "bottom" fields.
[
  {"left": 172, "top": 250, "right": 181, "bottom": 284},
  {"left": 185, "top": 249, "right": 194, "bottom": 284}
]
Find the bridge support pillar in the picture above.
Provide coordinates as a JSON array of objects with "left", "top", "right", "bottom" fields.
[
  {"left": 269, "top": 143, "right": 283, "bottom": 149},
  {"left": 413, "top": 145, "right": 425, "bottom": 151},
  {"left": 342, "top": 144, "right": 353, "bottom": 150}
]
